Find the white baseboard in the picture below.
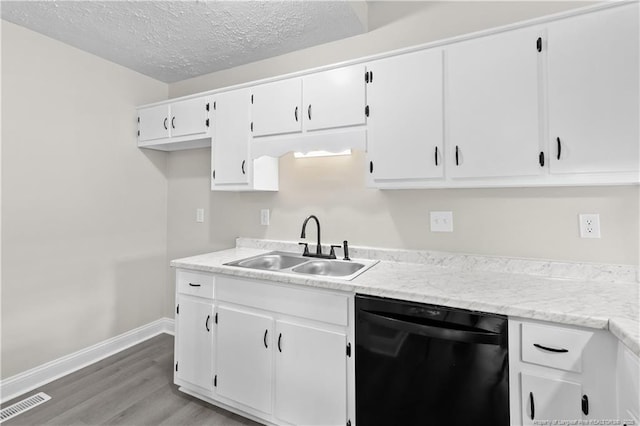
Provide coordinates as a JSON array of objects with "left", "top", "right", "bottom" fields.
[{"left": 0, "top": 317, "right": 175, "bottom": 403}]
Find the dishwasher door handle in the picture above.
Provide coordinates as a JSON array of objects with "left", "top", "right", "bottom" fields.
[{"left": 360, "top": 310, "right": 504, "bottom": 346}]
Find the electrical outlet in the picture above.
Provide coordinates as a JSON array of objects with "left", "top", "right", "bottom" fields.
[
  {"left": 196, "top": 208, "right": 205, "bottom": 223},
  {"left": 579, "top": 214, "right": 601, "bottom": 238},
  {"left": 430, "top": 211, "right": 453, "bottom": 232},
  {"left": 260, "top": 209, "right": 270, "bottom": 226}
]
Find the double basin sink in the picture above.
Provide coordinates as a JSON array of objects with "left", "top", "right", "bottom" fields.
[{"left": 224, "top": 251, "right": 378, "bottom": 281}]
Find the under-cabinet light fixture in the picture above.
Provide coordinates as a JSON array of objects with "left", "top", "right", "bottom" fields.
[{"left": 293, "top": 149, "right": 352, "bottom": 159}]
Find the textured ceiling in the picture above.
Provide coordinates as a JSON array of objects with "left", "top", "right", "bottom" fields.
[{"left": 1, "top": 1, "right": 368, "bottom": 83}]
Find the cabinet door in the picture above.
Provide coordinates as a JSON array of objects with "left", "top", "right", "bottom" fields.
[
  {"left": 252, "top": 79, "right": 302, "bottom": 137},
  {"left": 175, "top": 297, "right": 214, "bottom": 391},
  {"left": 138, "top": 104, "right": 170, "bottom": 142},
  {"left": 447, "top": 27, "right": 542, "bottom": 179},
  {"left": 171, "top": 97, "right": 210, "bottom": 138},
  {"left": 303, "top": 64, "right": 366, "bottom": 131},
  {"left": 521, "top": 373, "right": 582, "bottom": 425},
  {"left": 366, "top": 49, "right": 444, "bottom": 183},
  {"left": 212, "top": 89, "right": 250, "bottom": 186},
  {"left": 216, "top": 304, "right": 273, "bottom": 414},
  {"left": 274, "top": 320, "right": 347, "bottom": 426},
  {"left": 547, "top": 3, "right": 639, "bottom": 174}
]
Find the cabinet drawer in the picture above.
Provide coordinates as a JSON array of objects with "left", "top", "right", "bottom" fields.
[
  {"left": 216, "top": 276, "right": 349, "bottom": 326},
  {"left": 176, "top": 269, "right": 214, "bottom": 299},
  {"left": 521, "top": 323, "right": 592, "bottom": 373}
]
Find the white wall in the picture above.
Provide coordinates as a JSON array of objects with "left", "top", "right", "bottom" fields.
[
  {"left": 165, "top": 0, "right": 639, "bottom": 295},
  {"left": 1, "top": 21, "right": 169, "bottom": 378}
]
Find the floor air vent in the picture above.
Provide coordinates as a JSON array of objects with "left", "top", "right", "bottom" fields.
[{"left": 0, "top": 392, "right": 51, "bottom": 423}]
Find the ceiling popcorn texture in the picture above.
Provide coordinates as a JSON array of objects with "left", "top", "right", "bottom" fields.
[{"left": 1, "top": 1, "right": 368, "bottom": 83}]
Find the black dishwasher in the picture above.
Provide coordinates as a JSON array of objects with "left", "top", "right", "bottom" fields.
[{"left": 355, "top": 294, "right": 509, "bottom": 426}]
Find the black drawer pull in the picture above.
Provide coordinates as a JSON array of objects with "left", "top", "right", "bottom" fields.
[
  {"left": 163, "top": 117, "right": 168, "bottom": 130},
  {"left": 171, "top": 116, "right": 175, "bottom": 129},
  {"left": 455, "top": 146, "right": 460, "bottom": 166},
  {"left": 369, "top": 161, "right": 373, "bottom": 174},
  {"left": 241, "top": 160, "right": 246, "bottom": 175},
  {"left": 308, "top": 105, "right": 312, "bottom": 120},
  {"left": 530, "top": 392, "right": 535, "bottom": 420},
  {"left": 533, "top": 343, "right": 568, "bottom": 353},
  {"left": 278, "top": 333, "right": 282, "bottom": 352},
  {"left": 539, "top": 151, "right": 545, "bottom": 167},
  {"left": 205, "top": 315, "right": 210, "bottom": 332},
  {"left": 294, "top": 106, "right": 298, "bottom": 122},
  {"left": 435, "top": 146, "right": 439, "bottom": 166},
  {"left": 188, "top": 283, "right": 201, "bottom": 287},
  {"left": 263, "top": 329, "right": 268, "bottom": 348}
]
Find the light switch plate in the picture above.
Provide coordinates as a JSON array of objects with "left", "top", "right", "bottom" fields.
[
  {"left": 196, "top": 208, "right": 205, "bottom": 223},
  {"left": 260, "top": 209, "right": 270, "bottom": 226},
  {"left": 430, "top": 211, "right": 453, "bottom": 232}
]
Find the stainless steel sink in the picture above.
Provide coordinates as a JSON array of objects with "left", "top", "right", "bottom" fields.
[
  {"left": 292, "top": 259, "right": 367, "bottom": 277},
  {"left": 224, "top": 251, "right": 378, "bottom": 280},
  {"left": 226, "top": 252, "right": 308, "bottom": 271}
]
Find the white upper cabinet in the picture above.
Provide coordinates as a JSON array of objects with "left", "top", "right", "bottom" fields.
[
  {"left": 211, "top": 88, "right": 278, "bottom": 192},
  {"left": 446, "top": 26, "right": 543, "bottom": 179},
  {"left": 547, "top": 3, "right": 639, "bottom": 175},
  {"left": 170, "top": 97, "right": 211, "bottom": 138},
  {"left": 138, "top": 96, "right": 212, "bottom": 150},
  {"left": 366, "top": 49, "right": 444, "bottom": 187},
  {"left": 303, "top": 64, "right": 367, "bottom": 131},
  {"left": 251, "top": 79, "right": 302, "bottom": 137},
  {"left": 212, "top": 89, "right": 251, "bottom": 187},
  {"left": 138, "top": 104, "right": 170, "bottom": 142}
]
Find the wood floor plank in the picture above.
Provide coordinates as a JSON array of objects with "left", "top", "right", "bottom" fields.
[{"left": 2, "top": 334, "right": 259, "bottom": 426}]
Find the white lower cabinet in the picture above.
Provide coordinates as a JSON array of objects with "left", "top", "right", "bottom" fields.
[
  {"left": 274, "top": 320, "right": 347, "bottom": 426},
  {"left": 617, "top": 341, "right": 640, "bottom": 425},
  {"left": 174, "top": 270, "right": 353, "bottom": 426},
  {"left": 509, "top": 318, "right": 619, "bottom": 426},
  {"left": 174, "top": 270, "right": 215, "bottom": 394},
  {"left": 216, "top": 304, "right": 274, "bottom": 414},
  {"left": 520, "top": 373, "right": 582, "bottom": 425}
]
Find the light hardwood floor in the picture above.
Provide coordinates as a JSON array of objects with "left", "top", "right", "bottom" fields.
[{"left": 2, "top": 334, "right": 260, "bottom": 425}]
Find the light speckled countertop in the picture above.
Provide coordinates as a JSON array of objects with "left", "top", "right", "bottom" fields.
[{"left": 170, "top": 238, "right": 639, "bottom": 356}]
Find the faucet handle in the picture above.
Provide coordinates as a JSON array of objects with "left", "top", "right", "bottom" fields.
[
  {"left": 329, "top": 245, "right": 341, "bottom": 259},
  {"left": 298, "top": 242, "right": 309, "bottom": 256}
]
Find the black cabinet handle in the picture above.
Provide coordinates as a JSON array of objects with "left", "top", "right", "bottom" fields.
[
  {"left": 205, "top": 315, "right": 210, "bottom": 332},
  {"left": 308, "top": 105, "right": 312, "bottom": 120},
  {"left": 557, "top": 137, "right": 562, "bottom": 160},
  {"left": 455, "top": 146, "right": 460, "bottom": 166},
  {"left": 212, "top": 170, "right": 215, "bottom": 180},
  {"left": 263, "top": 329, "right": 268, "bottom": 348},
  {"left": 188, "top": 283, "right": 201, "bottom": 287},
  {"left": 369, "top": 161, "right": 373, "bottom": 174},
  {"left": 529, "top": 392, "right": 535, "bottom": 420},
  {"left": 163, "top": 117, "right": 168, "bottom": 130},
  {"left": 536, "top": 37, "right": 542, "bottom": 52},
  {"left": 294, "top": 106, "right": 298, "bottom": 122},
  {"left": 369, "top": 71, "right": 373, "bottom": 82},
  {"left": 241, "top": 160, "right": 246, "bottom": 175},
  {"left": 533, "top": 343, "right": 569, "bottom": 353},
  {"left": 582, "top": 395, "right": 589, "bottom": 415},
  {"left": 278, "top": 333, "right": 282, "bottom": 352},
  {"left": 171, "top": 116, "right": 175, "bottom": 129},
  {"left": 539, "top": 151, "right": 545, "bottom": 167},
  {"left": 435, "top": 146, "right": 439, "bottom": 166}
]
